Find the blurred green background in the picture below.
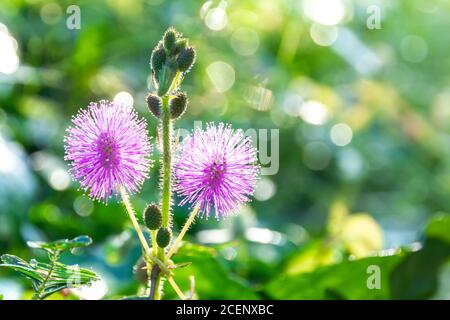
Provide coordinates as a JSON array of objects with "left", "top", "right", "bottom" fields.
[{"left": 0, "top": 0, "right": 449, "bottom": 299}]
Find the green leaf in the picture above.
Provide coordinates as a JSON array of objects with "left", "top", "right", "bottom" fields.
[
  {"left": 27, "top": 235, "right": 93, "bottom": 253},
  {"left": 266, "top": 250, "right": 404, "bottom": 299},
  {"left": 0, "top": 254, "right": 100, "bottom": 300},
  {"left": 37, "top": 262, "right": 100, "bottom": 299},
  {"left": 164, "top": 243, "right": 260, "bottom": 299},
  {"left": 0, "top": 293, "right": 4, "bottom": 300},
  {"left": 265, "top": 214, "right": 450, "bottom": 300},
  {"left": 426, "top": 213, "right": 450, "bottom": 245},
  {"left": 390, "top": 213, "right": 450, "bottom": 299},
  {"left": 0, "top": 254, "right": 45, "bottom": 288}
]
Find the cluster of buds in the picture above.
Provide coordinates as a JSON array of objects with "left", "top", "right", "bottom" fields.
[
  {"left": 144, "top": 27, "right": 196, "bottom": 251},
  {"left": 146, "top": 27, "right": 196, "bottom": 120},
  {"left": 143, "top": 204, "right": 171, "bottom": 248}
]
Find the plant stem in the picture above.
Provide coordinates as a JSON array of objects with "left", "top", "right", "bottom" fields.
[
  {"left": 168, "top": 70, "right": 181, "bottom": 95},
  {"left": 167, "top": 276, "right": 187, "bottom": 300},
  {"left": 152, "top": 70, "right": 182, "bottom": 300},
  {"left": 32, "top": 252, "right": 59, "bottom": 300},
  {"left": 151, "top": 230, "right": 158, "bottom": 257},
  {"left": 161, "top": 96, "right": 172, "bottom": 228},
  {"left": 149, "top": 264, "right": 161, "bottom": 300},
  {"left": 120, "top": 186, "right": 169, "bottom": 274},
  {"left": 167, "top": 205, "right": 200, "bottom": 259}
]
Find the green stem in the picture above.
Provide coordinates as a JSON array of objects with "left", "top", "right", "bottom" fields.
[
  {"left": 161, "top": 96, "right": 172, "bottom": 228},
  {"left": 32, "top": 252, "right": 59, "bottom": 300},
  {"left": 120, "top": 187, "right": 169, "bottom": 275},
  {"left": 154, "top": 69, "right": 181, "bottom": 300},
  {"left": 151, "top": 230, "right": 158, "bottom": 257},
  {"left": 167, "top": 205, "right": 199, "bottom": 259},
  {"left": 168, "top": 70, "right": 181, "bottom": 96}
]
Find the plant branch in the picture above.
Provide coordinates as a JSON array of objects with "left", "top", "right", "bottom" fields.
[
  {"left": 167, "top": 205, "right": 200, "bottom": 259},
  {"left": 120, "top": 186, "right": 169, "bottom": 275},
  {"left": 32, "top": 251, "right": 59, "bottom": 300},
  {"left": 167, "top": 276, "right": 187, "bottom": 300},
  {"left": 160, "top": 96, "right": 172, "bottom": 228}
]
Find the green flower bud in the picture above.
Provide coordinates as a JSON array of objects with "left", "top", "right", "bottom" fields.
[
  {"left": 143, "top": 203, "right": 162, "bottom": 230},
  {"left": 170, "top": 92, "right": 188, "bottom": 120},
  {"left": 163, "top": 27, "right": 177, "bottom": 52},
  {"left": 177, "top": 47, "right": 196, "bottom": 72},
  {"left": 146, "top": 94, "right": 162, "bottom": 118},
  {"left": 174, "top": 39, "right": 188, "bottom": 54},
  {"left": 156, "top": 228, "right": 171, "bottom": 248},
  {"left": 150, "top": 47, "right": 166, "bottom": 72}
]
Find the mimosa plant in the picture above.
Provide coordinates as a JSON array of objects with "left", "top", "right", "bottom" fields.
[{"left": 63, "top": 27, "right": 260, "bottom": 299}]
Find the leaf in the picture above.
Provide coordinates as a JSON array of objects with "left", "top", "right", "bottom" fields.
[
  {"left": 266, "top": 250, "right": 404, "bottom": 299},
  {"left": 164, "top": 242, "right": 260, "bottom": 299},
  {"left": 389, "top": 213, "right": 450, "bottom": 299},
  {"left": 0, "top": 254, "right": 45, "bottom": 288},
  {"left": 426, "top": 213, "right": 450, "bottom": 245},
  {"left": 283, "top": 240, "right": 337, "bottom": 275},
  {"left": 265, "top": 214, "right": 450, "bottom": 300},
  {"left": 0, "top": 254, "right": 100, "bottom": 300},
  {"left": 27, "top": 235, "right": 93, "bottom": 254},
  {"left": 37, "top": 262, "right": 100, "bottom": 299}
]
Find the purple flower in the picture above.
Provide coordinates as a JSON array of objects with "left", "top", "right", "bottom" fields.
[
  {"left": 174, "top": 123, "right": 259, "bottom": 219},
  {"left": 64, "top": 100, "right": 152, "bottom": 203}
]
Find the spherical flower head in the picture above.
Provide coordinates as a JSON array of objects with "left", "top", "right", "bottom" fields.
[
  {"left": 174, "top": 123, "right": 260, "bottom": 219},
  {"left": 64, "top": 100, "right": 152, "bottom": 203}
]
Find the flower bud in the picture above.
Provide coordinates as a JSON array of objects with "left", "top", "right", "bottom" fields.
[
  {"left": 163, "top": 27, "right": 177, "bottom": 52},
  {"left": 146, "top": 94, "right": 162, "bottom": 118},
  {"left": 177, "top": 47, "right": 196, "bottom": 72},
  {"left": 156, "top": 228, "right": 171, "bottom": 248},
  {"left": 150, "top": 47, "right": 166, "bottom": 72},
  {"left": 174, "top": 39, "right": 188, "bottom": 54},
  {"left": 143, "top": 203, "right": 162, "bottom": 230},
  {"left": 170, "top": 92, "right": 188, "bottom": 120}
]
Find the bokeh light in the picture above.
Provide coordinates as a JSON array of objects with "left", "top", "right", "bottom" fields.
[
  {"left": 330, "top": 123, "right": 353, "bottom": 146},
  {"left": 40, "top": 3, "right": 62, "bottom": 25},
  {"left": 206, "top": 61, "right": 235, "bottom": 92},
  {"left": 0, "top": 24, "right": 19, "bottom": 75},
  {"left": 310, "top": 23, "right": 338, "bottom": 47},
  {"left": 302, "top": 0, "right": 345, "bottom": 26},
  {"left": 254, "top": 178, "right": 276, "bottom": 201},
  {"left": 400, "top": 35, "right": 428, "bottom": 63},
  {"left": 299, "top": 100, "right": 329, "bottom": 125},
  {"left": 230, "top": 28, "right": 260, "bottom": 56},
  {"left": 303, "top": 141, "right": 331, "bottom": 170},
  {"left": 113, "top": 91, "right": 134, "bottom": 107}
]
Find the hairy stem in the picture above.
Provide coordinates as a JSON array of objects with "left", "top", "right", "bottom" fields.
[
  {"left": 154, "top": 69, "right": 182, "bottom": 299},
  {"left": 161, "top": 96, "right": 172, "bottom": 228},
  {"left": 120, "top": 187, "right": 169, "bottom": 274},
  {"left": 32, "top": 252, "right": 59, "bottom": 300},
  {"left": 151, "top": 230, "right": 158, "bottom": 257},
  {"left": 167, "top": 205, "right": 199, "bottom": 259}
]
